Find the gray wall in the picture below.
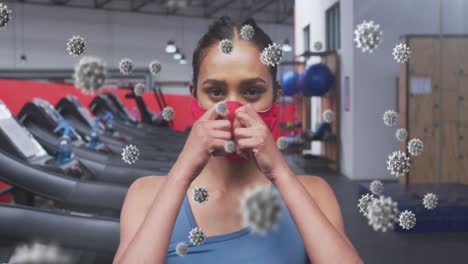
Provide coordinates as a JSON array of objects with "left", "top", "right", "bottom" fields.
[
  {"left": 0, "top": 2, "right": 294, "bottom": 94},
  {"left": 296, "top": 0, "right": 467, "bottom": 180}
]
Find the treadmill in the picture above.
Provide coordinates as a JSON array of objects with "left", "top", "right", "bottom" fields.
[
  {"left": 56, "top": 95, "right": 183, "bottom": 157},
  {"left": 16, "top": 98, "right": 170, "bottom": 185},
  {"left": 0, "top": 203, "right": 119, "bottom": 264},
  {"left": 0, "top": 100, "right": 126, "bottom": 217}
]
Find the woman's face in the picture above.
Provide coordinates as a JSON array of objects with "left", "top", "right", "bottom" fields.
[{"left": 191, "top": 38, "right": 278, "bottom": 111}]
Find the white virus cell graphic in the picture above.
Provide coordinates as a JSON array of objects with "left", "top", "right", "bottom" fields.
[
  {"left": 0, "top": 3, "right": 12, "bottom": 29},
  {"left": 354, "top": 20, "right": 383, "bottom": 53},
  {"left": 161, "top": 106, "right": 175, "bottom": 121},
  {"left": 9, "top": 242, "right": 73, "bottom": 264},
  {"left": 215, "top": 101, "right": 228, "bottom": 116},
  {"left": 260, "top": 43, "right": 283, "bottom": 67},
  {"left": 121, "top": 144, "right": 140, "bottom": 164},
  {"left": 240, "top": 185, "right": 282, "bottom": 235},
  {"left": 383, "top": 110, "right": 399, "bottom": 127},
  {"left": 358, "top": 193, "right": 376, "bottom": 217},
  {"left": 370, "top": 180, "right": 384, "bottom": 196},
  {"left": 240, "top": 24, "right": 255, "bottom": 40},
  {"left": 387, "top": 151, "right": 411, "bottom": 177},
  {"left": 396, "top": 128, "right": 408, "bottom": 142},
  {"left": 192, "top": 185, "right": 209, "bottom": 204},
  {"left": 134, "top": 82, "right": 145, "bottom": 96},
  {"left": 313, "top": 41, "right": 323, "bottom": 51},
  {"left": 188, "top": 227, "right": 206, "bottom": 246},
  {"left": 219, "top": 38, "right": 233, "bottom": 54},
  {"left": 323, "top": 109, "right": 334, "bottom": 123},
  {"left": 119, "top": 58, "right": 134, "bottom": 75},
  {"left": 175, "top": 242, "right": 188, "bottom": 256},
  {"left": 392, "top": 43, "right": 411, "bottom": 63},
  {"left": 276, "top": 136, "right": 288, "bottom": 150},
  {"left": 398, "top": 210, "right": 416, "bottom": 230},
  {"left": 74, "top": 56, "right": 107, "bottom": 94},
  {"left": 66, "top": 35, "right": 86, "bottom": 57},
  {"left": 149, "top": 60, "right": 162, "bottom": 75},
  {"left": 423, "top": 193, "right": 438, "bottom": 210},
  {"left": 366, "top": 195, "right": 399, "bottom": 232},
  {"left": 407, "top": 138, "right": 424, "bottom": 157},
  {"left": 224, "top": 140, "right": 236, "bottom": 154}
]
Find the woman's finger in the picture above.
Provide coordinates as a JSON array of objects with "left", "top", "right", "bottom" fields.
[
  {"left": 233, "top": 127, "right": 252, "bottom": 140},
  {"left": 209, "top": 130, "right": 232, "bottom": 140},
  {"left": 236, "top": 137, "right": 259, "bottom": 151},
  {"left": 235, "top": 110, "right": 256, "bottom": 127},
  {"left": 206, "top": 119, "right": 232, "bottom": 131}
]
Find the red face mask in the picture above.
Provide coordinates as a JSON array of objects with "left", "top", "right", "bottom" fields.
[{"left": 191, "top": 98, "right": 278, "bottom": 162}]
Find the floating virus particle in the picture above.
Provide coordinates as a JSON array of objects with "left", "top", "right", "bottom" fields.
[
  {"left": 313, "top": 41, "right": 323, "bottom": 51},
  {"left": 407, "top": 138, "right": 424, "bottom": 157},
  {"left": 193, "top": 185, "right": 209, "bottom": 204},
  {"left": 74, "top": 56, "right": 107, "bottom": 94},
  {"left": 240, "top": 24, "right": 255, "bottom": 40},
  {"left": 276, "top": 136, "right": 288, "bottom": 150},
  {"left": 188, "top": 227, "right": 206, "bottom": 246},
  {"left": 161, "top": 106, "right": 175, "bottom": 121},
  {"left": 423, "top": 193, "right": 438, "bottom": 210},
  {"left": 260, "top": 43, "right": 283, "bottom": 67},
  {"left": 219, "top": 39, "right": 233, "bottom": 54},
  {"left": 398, "top": 210, "right": 416, "bottom": 230},
  {"left": 354, "top": 20, "right": 383, "bottom": 53},
  {"left": 134, "top": 83, "right": 145, "bottom": 96},
  {"left": 358, "top": 193, "right": 376, "bottom": 217},
  {"left": 224, "top": 140, "right": 236, "bottom": 154},
  {"left": 383, "top": 110, "right": 399, "bottom": 127},
  {"left": 392, "top": 43, "right": 411, "bottom": 63},
  {"left": 175, "top": 242, "right": 188, "bottom": 256},
  {"left": 119, "top": 58, "right": 134, "bottom": 75},
  {"left": 215, "top": 101, "right": 228, "bottom": 115},
  {"left": 66, "top": 35, "right": 86, "bottom": 57},
  {"left": 240, "top": 185, "right": 282, "bottom": 235},
  {"left": 395, "top": 128, "right": 408, "bottom": 142},
  {"left": 387, "top": 151, "right": 411, "bottom": 177},
  {"left": 149, "top": 60, "right": 162, "bottom": 75},
  {"left": 9, "top": 242, "right": 73, "bottom": 264},
  {"left": 370, "top": 180, "right": 384, "bottom": 196},
  {"left": 121, "top": 144, "right": 140, "bottom": 164},
  {"left": 0, "top": 3, "right": 12, "bottom": 29},
  {"left": 323, "top": 109, "right": 334, "bottom": 123},
  {"left": 366, "top": 195, "right": 399, "bottom": 232}
]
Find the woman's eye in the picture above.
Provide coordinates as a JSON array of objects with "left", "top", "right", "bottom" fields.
[
  {"left": 244, "top": 89, "right": 261, "bottom": 96},
  {"left": 208, "top": 89, "right": 224, "bottom": 97}
]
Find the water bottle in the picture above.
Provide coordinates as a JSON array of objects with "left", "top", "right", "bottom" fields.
[
  {"left": 88, "top": 117, "right": 100, "bottom": 148},
  {"left": 55, "top": 127, "right": 72, "bottom": 164}
]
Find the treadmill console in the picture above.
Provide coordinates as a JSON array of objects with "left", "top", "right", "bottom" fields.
[{"left": 0, "top": 101, "right": 92, "bottom": 180}]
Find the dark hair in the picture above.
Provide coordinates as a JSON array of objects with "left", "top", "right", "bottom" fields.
[{"left": 192, "top": 16, "right": 279, "bottom": 101}]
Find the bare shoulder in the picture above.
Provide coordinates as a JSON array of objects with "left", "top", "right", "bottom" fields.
[
  {"left": 114, "top": 176, "right": 166, "bottom": 263},
  {"left": 296, "top": 175, "right": 345, "bottom": 233},
  {"left": 297, "top": 175, "right": 333, "bottom": 198},
  {"left": 127, "top": 176, "right": 166, "bottom": 207}
]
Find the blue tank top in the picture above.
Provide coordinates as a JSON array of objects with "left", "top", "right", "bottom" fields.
[{"left": 166, "top": 184, "right": 310, "bottom": 263}]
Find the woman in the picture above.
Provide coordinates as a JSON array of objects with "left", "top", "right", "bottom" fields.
[{"left": 113, "top": 16, "right": 362, "bottom": 264}]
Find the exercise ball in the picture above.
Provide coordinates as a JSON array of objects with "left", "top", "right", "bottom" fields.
[
  {"left": 280, "top": 70, "right": 300, "bottom": 96},
  {"left": 300, "top": 63, "right": 334, "bottom": 96}
]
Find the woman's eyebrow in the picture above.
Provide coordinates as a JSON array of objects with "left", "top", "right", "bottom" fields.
[
  {"left": 240, "top": 78, "right": 267, "bottom": 86},
  {"left": 202, "top": 79, "right": 227, "bottom": 86}
]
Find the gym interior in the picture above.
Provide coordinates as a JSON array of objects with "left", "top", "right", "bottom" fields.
[{"left": 0, "top": 0, "right": 467, "bottom": 263}]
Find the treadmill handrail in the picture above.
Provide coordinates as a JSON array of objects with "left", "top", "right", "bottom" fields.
[
  {"left": 0, "top": 203, "right": 119, "bottom": 253},
  {"left": 0, "top": 150, "right": 127, "bottom": 212}
]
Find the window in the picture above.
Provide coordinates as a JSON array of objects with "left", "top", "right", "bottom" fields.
[
  {"left": 303, "top": 24, "right": 310, "bottom": 52},
  {"left": 326, "top": 3, "right": 340, "bottom": 50}
]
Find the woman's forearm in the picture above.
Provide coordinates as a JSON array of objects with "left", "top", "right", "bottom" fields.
[
  {"left": 118, "top": 160, "right": 192, "bottom": 263},
  {"left": 273, "top": 166, "right": 362, "bottom": 264}
]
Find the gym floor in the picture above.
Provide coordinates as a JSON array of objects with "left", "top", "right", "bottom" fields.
[{"left": 283, "top": 154, "right": 468, "bottom": 264}]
